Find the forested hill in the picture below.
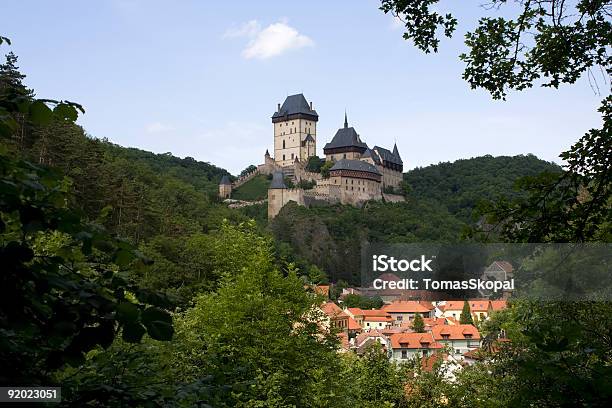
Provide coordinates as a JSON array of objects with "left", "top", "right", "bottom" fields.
[
  {"left": 403, "top": 154, "right": 562, "bottom": 222},
  {"left": 270, "top": 155, "right": 562, "bottom": 285}
]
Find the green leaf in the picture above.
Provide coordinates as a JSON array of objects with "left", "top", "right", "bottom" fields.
[
  {"left": 116, "top": 301, "right": 140, "bottom": 324},
  {"left": 53, "top": 103, "right": 78, "bottom": 122},
  {"left": 122, "top": 322, "right": 146, "bottom": 343},
  {"left": 114, "top": 249, "right": 134, "bottom": 267},
  {"left": 141, "top": 307, "right": 173, "bottom": 341},
  {"left": 29, "top": 100, "right": 53, "bottom": 126}
]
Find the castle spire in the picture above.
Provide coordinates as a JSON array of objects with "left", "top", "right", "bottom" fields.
[{"left": 344, "top": 111, "right": 348, "bottom": 128}]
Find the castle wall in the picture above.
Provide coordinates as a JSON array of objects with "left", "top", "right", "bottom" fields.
[
  {"left": 378, "top": 165, "right": 403, "bottom": 189},
  {"left": 326, "top": 151, "right": 361, "bottom": 161},
  {"left": 268, "top": 188, "right": 305, "bottom": 219},
  {"left": 382, "top": 193, "right": 406, "bottom": 203}
]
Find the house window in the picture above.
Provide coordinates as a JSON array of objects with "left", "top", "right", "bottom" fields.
[
  {"left": 442, "top": 334, "right": 450, "bottom": 340},
  {"left": 396, "top": 316, "right": 403, "bottom": 321},
  {"left": 401, "top": 350, "right": 407, "bottom": 359},
  {"left": 455, "top": 349, "right": 461, "bottom": 354},
  {"left": 423, "top": 350, "right": 429, "bottom": 357}
]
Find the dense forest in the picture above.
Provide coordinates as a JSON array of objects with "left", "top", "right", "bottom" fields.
[
  {"left": 1, "top": 1, "right": 611, "bottom": 402},
  {"left": 403, "top": 155, "right": 561, "bottom": 222}
]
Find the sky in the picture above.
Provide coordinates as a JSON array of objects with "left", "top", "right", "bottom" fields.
[{"left": 1, "top": 0, "right": 608, "bottom": 175}]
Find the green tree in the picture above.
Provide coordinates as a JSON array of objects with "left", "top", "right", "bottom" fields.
[
  {"left": 239, "top": 164, "right": 257, "bottom": 177},
  {"left": 164, "top": 222, "right": 348, "bottom": 407},
  {"left": 380, "top": 0, "right": 611, "bottom": 242},
  {"left": 352, "top": 342, "right": 407, "bottom": 407},
  {"left": 412, "top": 313, "right": 425, "bottom": 333},
  {"left": 0, "top": 48, "right": 173, "bottom": 389},
  {"left": 306, "top": 155, "right": 325, "bottom": 173},
  {"left": 460, "top": 300, "right": 474, "bottom": 325},
  {"left": 320, "top": 160, "right": 334, "bottom": 179}
]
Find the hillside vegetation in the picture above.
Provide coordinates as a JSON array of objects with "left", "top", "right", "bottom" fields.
[
  {"left": 403, "top": 155, "right": 561, "bottom": 221},
  {"left": 232, "top": 174, "right": 270, "bottom": 200},
  {"left": 270, "top": 155, "right": 561, "bottom": 284}
]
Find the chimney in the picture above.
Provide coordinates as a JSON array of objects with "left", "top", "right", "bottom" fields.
[
  {"left": 277, "top": 103, "right": 280, "bottom": 112},
  {"left": 310, "top": 101, "right": 313, "bottom": 110}
]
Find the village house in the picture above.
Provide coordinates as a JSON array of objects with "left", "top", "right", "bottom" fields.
[
  {"left": 352, "top": 330, "right": 391, "bottom": 356},
  {"left": 321, "top": 302, "right": 349, "bottom": 334},
  {"left": 439, "top": 299, "right": 507, "bottom": 322},
  {"left": 345, "top": 307, "right": 392, "bottom": 331},
  {"left": 431, "top": 324, "right": 481, "bottom": 356},
  {"left": 389, "top": 332, "right": 443, "bottom": 361},
  {"left": 382, "top": 300, "right": 435, "bottom": 326}
]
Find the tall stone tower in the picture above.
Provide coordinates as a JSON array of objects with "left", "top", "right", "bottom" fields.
[
  {"left": 272, "top": 94, "right": 318, "bottom": 167},
  {"left": 219, "top": 175, "right": 232, "bottom": 199}
]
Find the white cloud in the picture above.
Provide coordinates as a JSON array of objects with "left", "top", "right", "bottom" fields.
[
  {"left": 145, "top": 122, "right": 174, "bottom": 133},
  {"left": 224, "top": 20, "right": 314, "bottom": 60},
  {"left": 223, "top": 20, "right": 261, "bottom": 39}
]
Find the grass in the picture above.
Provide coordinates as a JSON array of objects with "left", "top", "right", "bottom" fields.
[{"left": 232, "top": 174, "right": 271, "bottom": 201}]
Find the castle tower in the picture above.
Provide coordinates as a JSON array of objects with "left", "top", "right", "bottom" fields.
[
  {"left": 272, "top": 94, "right": 318, "bottom": 167},
  {"left": 268, "top": 171, "right": 287, "bottom": 219},
  {"left": 219, "top": 175, "right": 232, "bottom": 199}
]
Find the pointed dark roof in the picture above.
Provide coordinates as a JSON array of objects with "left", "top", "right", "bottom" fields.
[
  {"left": 330, "top": 159, "right": 381, "bottom": 175},
  {"left": 265, "top": 149, "right": 270, "bottom": 156},
  {"left": 270, "top": 171, "right": 287, "bottom": 189},
  {"left": 272, "top": 94, "right": 318, "bottom": 120},
  {"left": 324, "top": 116, "right": 368, "bottom": 151},
  {"left": 393, "top": 143, "right": 400, "bottom": 157},
  {"left": 304, "top": 134, "right": 315, "bottom": 143},
  {"left": 362, "top": 148, "right": 381, "bottom": 164},
  {"left": 219, "top": 175, "right": 231, "bottom": 185},
  {"left": 373, "top": 145, "right": 403, "bottom": 165}
]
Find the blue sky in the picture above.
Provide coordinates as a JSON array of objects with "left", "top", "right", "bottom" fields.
[{"left": 1, "top": 0, "right": 607, "bottom": 174}]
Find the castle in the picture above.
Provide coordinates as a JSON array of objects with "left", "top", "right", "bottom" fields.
[{"left": 219, "top": 94, "right": 405, "bottom": 219}]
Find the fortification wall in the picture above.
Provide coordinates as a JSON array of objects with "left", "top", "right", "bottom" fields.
[
  {"left": 382, "top": 193, "right": 406, "bottom": 203},
  {"left": 268, "top": 188, "right": 305, "bottom": 219}
]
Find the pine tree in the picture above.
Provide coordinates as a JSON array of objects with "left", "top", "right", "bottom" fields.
[
  {"left": 0, "top": 51, "right": 32, "bottom": 98},
  {"left": 460, "top": 300, "right": 474, "bottom": 325},
  {"left": 412, "top": 313, "right": 425, "bottom": 333}
]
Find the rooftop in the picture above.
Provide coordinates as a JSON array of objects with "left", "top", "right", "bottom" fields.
[
  {"left": 272, "top": 93, "right": 318, "bottom": 120},
  {"left": 330, "top": 159, "right": 382, "bottom": 175}
]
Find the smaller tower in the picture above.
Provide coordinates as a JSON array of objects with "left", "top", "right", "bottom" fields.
[
  {"left": 219, "top": 175, "right": 232, "bottom": 199},
  {"left": 268, "top": 171, "right": 287, "bottom": 219}
]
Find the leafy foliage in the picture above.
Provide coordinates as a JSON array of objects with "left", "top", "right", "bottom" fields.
[
  {"left": 404, "top": 155, "right": 561, "bottom": 222},
  {"left": 231, "top": 173, "right": 270, "bottom": 201},
  {"left": 412, "top": 313, "right": 425, "bottom": 333}
]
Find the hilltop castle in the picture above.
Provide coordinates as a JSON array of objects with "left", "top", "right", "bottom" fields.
[{"left": 219, "top": 93, "right": 405, "bottom": 218}]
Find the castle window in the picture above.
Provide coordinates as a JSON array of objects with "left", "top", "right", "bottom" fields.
[
  {"left": 291, "top": 153, "right": 294, "bottom": 159},
  {"left": 343, "top": 154, "right": 346, "bottom": 159},
  {"left": 283, "top": 140, "right": 286, "bottom": 149},
  {"left": 283, "top": 154, "right": 285, "bottom": 161}
]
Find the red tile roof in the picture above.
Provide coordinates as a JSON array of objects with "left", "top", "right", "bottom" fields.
[
  {"left": 490, "top": 300, "right": 507, "bottom": 311},
  {"left": 442, "top": 300, "right": 490, "bottom": 312},
  {"left": 390, "top": 332, "right": 443, "bottom": 349},
  {"left": 347, "top": 316, "right": 362, "bottom": 330},
  {"left": 382, "top": 300, "right": 434, "bottom": 314},
  {"left": 321, "top": 302, "right": 347, "bottom": 319},
  {"left": 492, "top": 261, "right": 514, "bottom": 273},
  {"left": 315, "top": 285, "right": 330, "bottom": 297},
  {"left": 432, "top": 324, "right": 480, "bottom": 341}
]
